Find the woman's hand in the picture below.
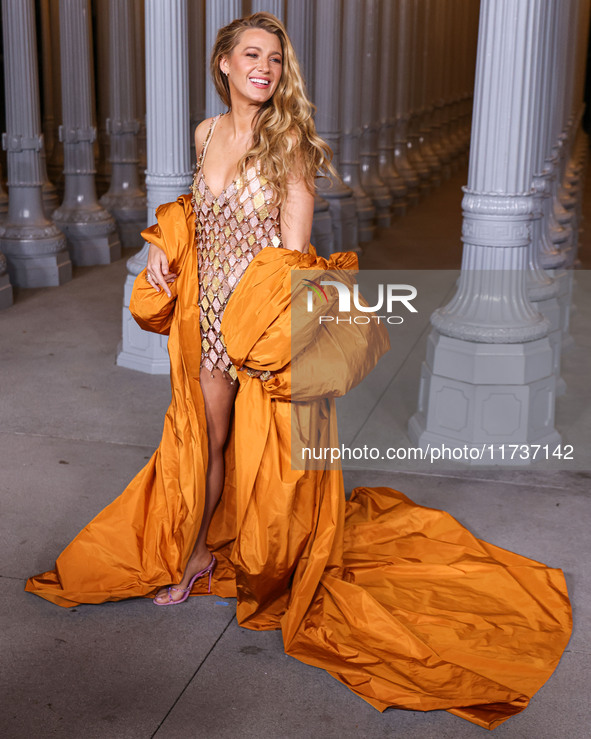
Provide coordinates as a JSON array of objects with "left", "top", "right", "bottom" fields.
[
  {"left": 240, "top": 365, "right": 274, "bottom": 381},
  {"left": 146, "top": 243, "right": 177, "bottom": 297}
]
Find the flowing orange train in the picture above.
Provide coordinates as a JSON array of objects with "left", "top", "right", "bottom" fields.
[{"left": 26, "top": 195, "right": 572, "bottom": 730}]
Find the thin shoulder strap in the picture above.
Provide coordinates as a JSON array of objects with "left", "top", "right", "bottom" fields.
[{"left": 197, "top": 114, "right": 222, "bottom": 171}]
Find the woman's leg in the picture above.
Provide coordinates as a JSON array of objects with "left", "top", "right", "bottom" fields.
[{"left": 154, "top": 368, "right": 237, "bottom": 603}]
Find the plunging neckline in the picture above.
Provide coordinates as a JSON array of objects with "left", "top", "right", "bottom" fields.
[
  {"left": 200, "top": 171, "right": 242, "bottom": 204},
  {"left": 199, "top": 114, "right": 246, "bottom": 203}
]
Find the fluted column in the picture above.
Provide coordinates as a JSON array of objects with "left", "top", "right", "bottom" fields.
[
  {"left": 134, "top": 0, "right": 147, "bottom": 178},
  {"left": 142, "top": 2, "right": 192, "bottom": 220},
  {"left": 526, "top": 0, "right": 563, "bottom": 394},
  {"left": 433, "top": 2, "right": 548, "bottom": 342},
  {"left": 409, "top": 0, "right": 560, "bottom": 456},
  {"left": 205, "top": 1, "right": 243, "bottom": 118},
  {"left": 251, "top": 0, "right": 284, "bottom": 19},
  {"left": 53, "top": 0, "right": 120, "bottom": 265},
  {"left": 117, "top": 0, "right": 192, "bottom": 374},
  {"left": 438, "top": 0, "right": 459, "bottom": 173},
  {"left": 416, "top": 0, "right": 442, "bottom": 187},
  {"left": 189, "top": 0, "right": 206, "bottom": 163},
  {"left": 537, "top": 1, "right": 569, "bottom": 263},
  {"left": 0, "top": 250, "right": 13, "bottom": 309},
  {"left": 95, "top": 0, "right": 111, "bottom": 194},
  {"left": 563, "top": 121, "right": 587, "bottom": 253},
  {"left": 456, "top": 0, "right": 478, "bottom": 161},
  {"left": 0, "top": 0, "right": 71, "bottom": 288},
  {"left": 39, "top": 0, "right": 57, "bottom": 163},
  {"left": 405, "top": 0, "right": 431, "bottom": 194},
  {"left": 99, "top": 0, "right": 147, "bottom": 248},
  {"left": 453, "top": 0, "right": 467, "bottom": 158},
  {"left": 532, "top": 0, "right": 566, "bottom": 272},
  {"left": 424, "top": 0, "right": 446, "bottom": 179},
  {"left": 549, "top": 0, "right": 585, "bottom": 356},
  {"left": 378, "top": 0, "right": 407, "bottom": 215},
  {"left": 287, "top": 0, "right": 334, "bottom": 255},
  {"left": 446, "top": 0, "right": 466, "bottom": 168},
  {"left": 37, "top": 0, "right": 59, "bottom": 217},
  {"left": 46, "top": 0, "right": 64, "bottom": 186},
  {"left": 561, "top": 0, "right": 590, "bottom": 250},
  {"left": 533, "top": 0, "right": 576, "bottom": 365},
  {"left": 359, "top": 0, "right": 392, "bottom": 227},
  {"left": 286, "top": 0, "right": 314, "bottom": 95},
  {"left": 314, "top": 0, "right": 358, "bottom": 252},
  {"left": 0, "top": 164, "right": 12, "bottom": 309},
  {"left": 548, "top": 0, "right": 575, "bottom": 257},
  {"left": 0, "top": 163, "right": 8, "bottom": 217},
  {"left": 556, "top": 0, "right": 580, "bottom": 232},
  {"left": 340, "top": 0, "right": 375, "bottom": 242},
  {"left": 454, "top": 0, "right": 475, "bottom": 163},
  {"left": 393, "top": 0, "right": 420, "bottom": 205}
]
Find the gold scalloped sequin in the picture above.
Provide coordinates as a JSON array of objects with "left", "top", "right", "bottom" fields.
[{"left": 190, "top": 116, "right": 283, "bottom": 383}]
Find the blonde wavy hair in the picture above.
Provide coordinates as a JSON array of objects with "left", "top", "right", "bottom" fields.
[{"left": 210, "top": 12, "right": 334, "bottom": 206}]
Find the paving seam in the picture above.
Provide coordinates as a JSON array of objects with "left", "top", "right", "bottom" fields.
[
  {"left": 342, "top": 467, "right": 587, "bottom": 492},
  {"left": 151, "top": 614, "right": 237, "bottom": 738},
  {"left": 1, "top": 429, "right": 161, "bottom": 451}
]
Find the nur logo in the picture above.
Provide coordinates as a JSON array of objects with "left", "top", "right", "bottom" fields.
[
  {"left": 303, "top": 277, "right": 418, "bottom": 325},
  {"left": 302, "top": 278, "right": 329, "bottom": 309}
]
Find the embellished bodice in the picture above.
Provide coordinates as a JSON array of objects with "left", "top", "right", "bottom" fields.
[{"left": 190, "top": 114, "right": 283, "bottom": 381}]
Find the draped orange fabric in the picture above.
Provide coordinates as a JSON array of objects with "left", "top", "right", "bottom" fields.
[{"left": 26, "top": 195, "right": 572, "bottom": 730}]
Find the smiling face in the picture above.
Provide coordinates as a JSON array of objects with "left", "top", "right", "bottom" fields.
[{"left": 221, "top": 28, "right": 283, "bottom": 107}]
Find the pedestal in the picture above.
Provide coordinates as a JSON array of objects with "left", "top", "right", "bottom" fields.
[
  {"left": 409, "top": 332, "right": 561, "bottom": 461},
  {"left": 0, "top": 0, "right": 71, "bottom": 287}
]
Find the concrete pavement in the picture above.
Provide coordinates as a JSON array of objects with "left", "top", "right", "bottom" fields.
[{"left": 1, "top": 167, "right": 589, "bottom": 738}]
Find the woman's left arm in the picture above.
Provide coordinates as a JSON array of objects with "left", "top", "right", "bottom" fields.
[
  {"left": 279, "top": 174, "right": 314, "bottom": 253},
  {"left": 239, "top": 173, "right": 314, "bottom": 379}
]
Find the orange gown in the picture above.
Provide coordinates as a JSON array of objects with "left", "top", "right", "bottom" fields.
[{"left": 26, "top": 194, "right": 572, "bottom": 731}]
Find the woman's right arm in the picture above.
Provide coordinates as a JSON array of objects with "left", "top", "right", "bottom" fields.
[{"left": 146, "top": 119, "right": 213, "bottom": 297}]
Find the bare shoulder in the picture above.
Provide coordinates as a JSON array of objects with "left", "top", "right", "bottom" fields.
[{"left": 194, "top": 117, "right": 216, "bottom": 155}]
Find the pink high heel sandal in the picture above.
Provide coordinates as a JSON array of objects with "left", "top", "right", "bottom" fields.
[{"left": 153, "top": 554, "right": 217, "bottom": 606}]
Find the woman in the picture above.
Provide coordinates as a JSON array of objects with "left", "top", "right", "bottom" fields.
[
  {"left": 27, "top": 13, "right": 571, "bottom": 730},
  {"left": 145, "top": 12, "right": 332, "bottom": 605}
]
